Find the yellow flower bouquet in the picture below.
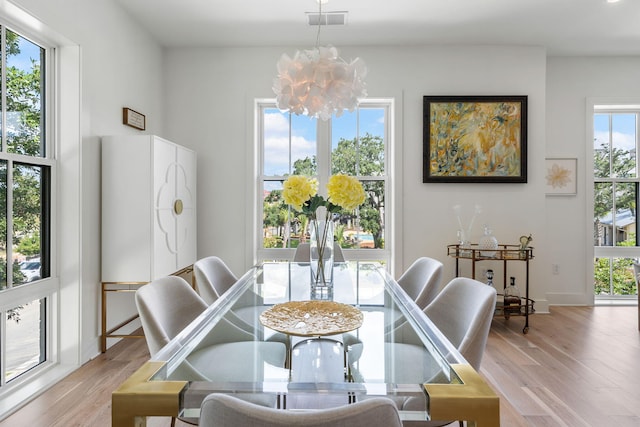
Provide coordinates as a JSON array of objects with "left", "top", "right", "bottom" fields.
[
  {"left": 282, "top": 174, "right": 366, "bottom": 219},
  {"left": 283, "top": 174, "right": 366, "bottom": 288},
  {"left": 282, "top": 175, "right": 366, "bottom": 220}
]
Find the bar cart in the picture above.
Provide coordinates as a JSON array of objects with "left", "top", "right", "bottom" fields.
[{"left": 447, "top": 244, "right": 535, "bottom": 333}]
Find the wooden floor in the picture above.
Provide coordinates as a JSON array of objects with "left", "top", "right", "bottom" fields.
[{"left": 1, "top": 306, "right": 638, "bottom": 426}]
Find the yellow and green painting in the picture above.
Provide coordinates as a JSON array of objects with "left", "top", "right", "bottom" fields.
[{"left": 429, "top": 101, "right": 522, "bottom": 178}]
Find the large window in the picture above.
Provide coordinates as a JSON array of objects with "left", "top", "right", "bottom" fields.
[
  {"left": 593, "top": 109, "right": 639, "bottom": 298},
  {"left": 257, "top": 100, "right": 391, "bottom": 264},
  {"left": 0, "top": 25, "right": 52, "bottom": 387}
]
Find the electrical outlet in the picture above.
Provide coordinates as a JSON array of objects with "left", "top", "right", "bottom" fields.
[{"left": 552, "top": 264, "right": 559, "bottom": 275}]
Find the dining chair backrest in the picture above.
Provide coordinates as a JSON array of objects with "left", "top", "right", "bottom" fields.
[
  {"left": 333, "top": 243, "right": 346, "bottom": 262},
  {"left": 135, "top": 275, "right": 208, "bottom": 356},
  {"left": 293, "top": 242, "right": 346, "bottom": 263},
  {"left": 397, "top": 257, "right": 444, "bottom": 309},
  {"left": 293, "top": 243, "right": 310, "bottom": 262},
  {"left": 193, "top": 256, "right": 238, "bottom": 304},
  {"left": 424, "top": 276, "right": 497, "bottom": 370},
  {"left": 199, "top": 393, "right": 403, "bottom": 427}
]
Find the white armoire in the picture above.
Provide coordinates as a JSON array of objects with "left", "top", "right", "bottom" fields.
[{"left": 101, "top": 135, "right": 197, "bottom": 282}]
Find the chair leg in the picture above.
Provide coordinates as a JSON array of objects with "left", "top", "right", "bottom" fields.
[
  {"left": 171, "top": 417, "right": 176, "bottom": 427},
  {"left": 458, "top": 421, "right": 464, "bottom": 427}
]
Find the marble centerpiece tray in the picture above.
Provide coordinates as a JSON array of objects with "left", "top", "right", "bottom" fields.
[{"left": 260, "top": 300, "right": 363, "bottom": 337}]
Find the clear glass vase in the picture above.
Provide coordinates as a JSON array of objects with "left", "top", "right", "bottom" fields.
[
  {"left": 457, "top": 229, "right": 472, "bottom": 256},
  {"left": 309, "top": 219, "right": 334, "bottom": 293}
]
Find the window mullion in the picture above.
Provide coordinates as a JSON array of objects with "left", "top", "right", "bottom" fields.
[
  {"left": 6, "top": 160, "right": 13, "bottom": 287},
  {"left": 316, "top": 119, "right": 330, "bottom": 193}
]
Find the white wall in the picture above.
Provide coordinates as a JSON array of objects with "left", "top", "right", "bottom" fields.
[
  {"left": 163, "top": 45, "right": 552, "bottom": 311},
  {"left": 11, "top": 0, "right": 165, "bottom": 357},
  {"left": 10, "top": 0, "right": 640, "bottom": 368},
  {"left": 546, "top": 56, "right": 640, "bottom": 305}
]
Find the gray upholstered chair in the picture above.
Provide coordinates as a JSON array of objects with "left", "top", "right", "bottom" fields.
[
  {"left": 199, "top": 393, "right": 403, "bottom": 427},
  {"left": 293, "top": 242, "right": 346, "bottom": 263},
  {"left": 193, "top": 255, "right": 238, "bottom": 304},
  {"left": 134, "top": 276, "right": 287, "bottom": 378},
  {"left": 193, "top": 255, "right": 275, "bottom": 341},
  {"left": 293, "top": 242, "right": 310, "bottom": 262},
  {"left": 397, "top": 257, "right": 444, "bottom": 310},
  {"left": 135, "top": 276, "right": 287, "bottom": 427},
  {"left": 382, "top": 276, "right": 497, "bottom": 427},
  {"left": 424, "top": 276, "right": 497, "bottom": 370},
  {"left": 135, "top": 275, "right": 209, "bottom": 356}
]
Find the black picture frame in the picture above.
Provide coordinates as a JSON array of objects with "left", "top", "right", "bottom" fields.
[{"left": 423, "top": 95, "right": 527, "bottom": 183}]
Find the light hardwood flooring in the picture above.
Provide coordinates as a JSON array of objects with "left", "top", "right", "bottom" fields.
[{"left": 1, "top": 306, "right": 638, "bottom": 426}]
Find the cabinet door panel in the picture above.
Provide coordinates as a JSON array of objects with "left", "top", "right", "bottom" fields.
[
  {"left": 153, "top": 138, "right": 179, "bottom": 278},
  {"left": 176, "top": 147, "right": 197, "bottom": 269}
]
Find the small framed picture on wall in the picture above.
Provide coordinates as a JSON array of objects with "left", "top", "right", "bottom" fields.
[{"left": 545, "top": 158, "right": 577, "bottom": 196}]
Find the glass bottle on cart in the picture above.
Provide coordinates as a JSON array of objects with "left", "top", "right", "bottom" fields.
[
  {"left": 504, "top": 276, "right": 522, "bottom": 314},
  {"left": 485, "top": 269, "right": 495, "bottom": 289}
]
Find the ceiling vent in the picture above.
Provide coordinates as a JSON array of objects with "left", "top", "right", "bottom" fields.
[{"left": 306, "top": 11, "right": 348, "bottom": 26}]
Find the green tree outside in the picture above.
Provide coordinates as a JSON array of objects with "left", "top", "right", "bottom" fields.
[
  {"left": 0, "top": 28, "right": 45, "bottom": 291},
  {"left": 593, "top": 138, "right": 638, "bottom": 296},
  {"left": 262, "top": 132, "right": 386, "bottom": 249}
]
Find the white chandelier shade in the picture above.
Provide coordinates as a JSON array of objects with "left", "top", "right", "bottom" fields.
[{"left": 272, "top": 45, "right": 367, "bottom": 121}]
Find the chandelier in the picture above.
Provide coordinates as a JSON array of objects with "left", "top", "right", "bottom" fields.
[{"left": 272, "top": 1, "right": 367, "bottom": 121}]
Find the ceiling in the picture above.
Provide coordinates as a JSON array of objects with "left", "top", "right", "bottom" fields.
[{"left": 114, "top": 0, "right": 640, "bottom": 56}]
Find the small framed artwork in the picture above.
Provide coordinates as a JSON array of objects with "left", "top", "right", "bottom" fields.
[
  {"left": 122, "top": 107, "right": 146, "bottom": 131},
  {"left": 423, "top": 95, "right": 527, "bottom": 183},
  {"left": 545, "top": 158, "right": 577, "bottom": 196}
]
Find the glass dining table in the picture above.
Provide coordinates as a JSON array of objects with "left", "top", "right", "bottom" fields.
[{"left": 112, "top": 261, "right": 499, "bottom": 426}]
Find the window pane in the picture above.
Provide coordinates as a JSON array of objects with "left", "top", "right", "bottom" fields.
[
  {"left": 614, "top": 182, "right": 636, "bottom": 246},
  {"left": 5, "top": 29, "right": 45, "bottom": 157},
  {"left": 13, "top": 163, "right": 44, "bottom": 284},
  {"left": 263, "top": 109, "right": 317, "bottom": 176},
  {"left": 611, "top": 114, "right": 636, "bottom": 178},
  {"left": 594, "top": 182, "right": 613, "bottom": 246},
  {"left": 5, "top": 298, "right": 46, "bottom": 382},
  {"left": 359, "top": 108, "right": 386, "bottom": 176},
  {"left": 291, "top": 114, "right": 316, "bottom": 176},
  {"left": 332, "top": 111, "right": 357, "bottom": 158},
  {"left": 331, "top": 108, "right": 385, "bottom": 176},
  {"left": 594, "top": 257, "right": 637, "bottom": 296},
  {"left": 593, "top": 113, "right": 610, "bottom": 178},
  {"left": 263, "top": 180, "right": 285, "bottom": 248},
  {"left": 594, "top": 257, "right": 611, "bottom": 295},
  {"left": 360, "top": 180, "right": 384, "bottom": 249},
  {"left": 263, "top": 109, "right": 289, "bottom": 176}
]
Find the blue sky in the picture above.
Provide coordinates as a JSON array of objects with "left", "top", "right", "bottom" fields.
[
  {"left": 263, "top": 107, "right": 384, "bottom": 178},
  {"left": 9, "top": 34, "right": 42, "bottom": 72},
  {"left": 594, "top": 113, "right": 636, "bottom": 151}
]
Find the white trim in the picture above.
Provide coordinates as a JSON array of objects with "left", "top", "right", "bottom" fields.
[
  {"left": 0, "top": 5, "right": 81, "bottom": 419},
  {"left": 587, "top": 97, "right": 640, "bottom": 304}
]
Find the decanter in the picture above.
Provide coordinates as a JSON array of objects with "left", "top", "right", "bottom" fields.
[
  {"left": 479, "top": 225, "right": 498, "bottom": 257},
  {"left": 504, "top": 277, "right": 522, "bottom": 315},
  {"left": 485, "top": 269, "right": 495, "bottom": 289}
]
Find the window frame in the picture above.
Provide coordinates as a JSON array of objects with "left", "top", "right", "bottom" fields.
[
  {"left": 592, "top": 106, "right": 640, "bottom": 300},
  {"left": 254, "top": 99, "right": 393, "bottom": 266},
  {"left": 0, "top": 21, "right": 58, "bottom": 392}
]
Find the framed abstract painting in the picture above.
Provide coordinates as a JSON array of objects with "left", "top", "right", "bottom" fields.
[{"left": 423, "top": 95, "right": 528, "bottom": 183}]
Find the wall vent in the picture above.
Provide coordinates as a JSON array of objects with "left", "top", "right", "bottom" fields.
[{"left": 306, "top": 11, "right": 348, "bottom": 26}]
